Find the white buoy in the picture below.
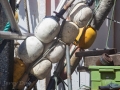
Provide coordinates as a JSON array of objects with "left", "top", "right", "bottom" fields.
[
  {"left": 34, "top": 17, "right": 60, "bottom": 43},
  {"left": 30, "top": 59, "right": 52, "bottom": 80},
  {"left": 69, "top": 2, "right": 92, "bottom": 28},
  {"left": 61, "top": 21, "right": 79, "bottom": 44},
  {"left": 18, "top": 36, "right": 44, "bottom": 64},
  {"left": 43, "top": 40, "right": 56, "bottom": 53},
  {"left": 46, "top": 41, "right": 65, "bottom": 63}
]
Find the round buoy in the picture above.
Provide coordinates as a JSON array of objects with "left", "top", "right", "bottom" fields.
[
  {"left": 73, "top": 26, "right": 97, "bottom": 49},
  {"left": 18, "top": 36, "right": 44, "bottom": 63},
  {"left": 46, "top": 42, "right": 65, "bottom": 63},
  {"left": 61, "top": 21, "right": 79, "bottom": 44},
  {"left": 34, "top": 17, "right": 60, "bottom": 43},
  {"left": 30, "top": 59, "right": 52, "bottom": 80}
]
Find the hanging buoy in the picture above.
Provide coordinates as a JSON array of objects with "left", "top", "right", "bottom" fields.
[
  {"left": 30, "top": 59, "right": 52, "bottom": 80},
  {"left": 18, "top": 36, "right": 44, "bottom": 63},
  {"left": 13, "top": 57, "right": 26, "bottom": 82},
  {"left": 69, "top": 2, "right": 92, "bottom": 28},
  {"left": 61, "top": 21, "right": 79, "bottom": 44},
  {"left": 73, "top": 26, "right": 97, "bottom": 49},
  {"left": 34, "top": 17, "right": 60, "bottom": 43},
  {"left": 46, "top": 42, "right": 65, "bottom": 63}
]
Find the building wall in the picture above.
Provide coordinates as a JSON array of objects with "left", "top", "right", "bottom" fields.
[{"left": 114, "top": 0, "right": 120, "bottom": 52}]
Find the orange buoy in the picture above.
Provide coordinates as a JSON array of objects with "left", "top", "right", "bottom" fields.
[{"left": 13, "top": 58, "right": 26, "bottom": 82}]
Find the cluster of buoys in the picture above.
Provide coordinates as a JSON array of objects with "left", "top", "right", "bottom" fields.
[{"left": 15, "top": 2, "right": 96, "bottom": 81}]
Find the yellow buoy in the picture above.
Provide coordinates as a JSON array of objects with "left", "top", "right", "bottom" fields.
[
  {"left": 73, "top": 26, "right": 97, "bottom": 49},
  {"left": 13, "top": 58, "right": 26, "bottom": 82}
]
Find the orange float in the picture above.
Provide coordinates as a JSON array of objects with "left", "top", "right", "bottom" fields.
[{"left": 73, "top": 26, "right": 97, "bottom": 49}]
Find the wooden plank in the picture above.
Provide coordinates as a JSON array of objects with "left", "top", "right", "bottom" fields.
[
  {"left": 75, "top": 48, "right": 117, "bottom": 57},
  {"left": 84, "top": 54, "right": 120, "bottom": 67}
]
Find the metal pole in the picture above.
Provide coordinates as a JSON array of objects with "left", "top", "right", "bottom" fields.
[
  {"left": 0, "top": 0, "right": 22, "bottom": 35},
  {"left": 66, "top": 45, "right": 72, "bottom": 90},
  {"left": 0, "top": 31, "right": 33, "bottom": 40}
]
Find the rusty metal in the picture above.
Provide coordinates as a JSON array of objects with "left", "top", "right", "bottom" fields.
[
  {"left": 75, "top": 48, "right": 117, "bottom": 57},
  {"left": 96, "top": 53, "right": 114, "bottom": 66}
]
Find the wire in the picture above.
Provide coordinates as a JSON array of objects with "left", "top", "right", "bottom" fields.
[
  {"left": 0, "top": 22, "right": 10, "bottom": 44},
  {"left": 107, "top": 17, "right": 120, "bottom": 24}
]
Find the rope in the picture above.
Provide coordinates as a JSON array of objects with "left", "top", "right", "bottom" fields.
[
  {"left": 95, "top": 0, "right": 99, "bottom": 7},
  {"left": 107, "top": 17, "right": 120, "bottom": 24},
  {"left": 0, "top": 22, "right": 11, "bottom": 44},
  {"left": 105, "top": 0, "right": 116, "bottom": 48},
  {"left": 3, "top": 22, "right": 11, "bottom": 31}
]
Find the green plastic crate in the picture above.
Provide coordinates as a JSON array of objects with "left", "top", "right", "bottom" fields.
[{"left": 89, "top": 66, "right": 120, "bottom": 90}]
